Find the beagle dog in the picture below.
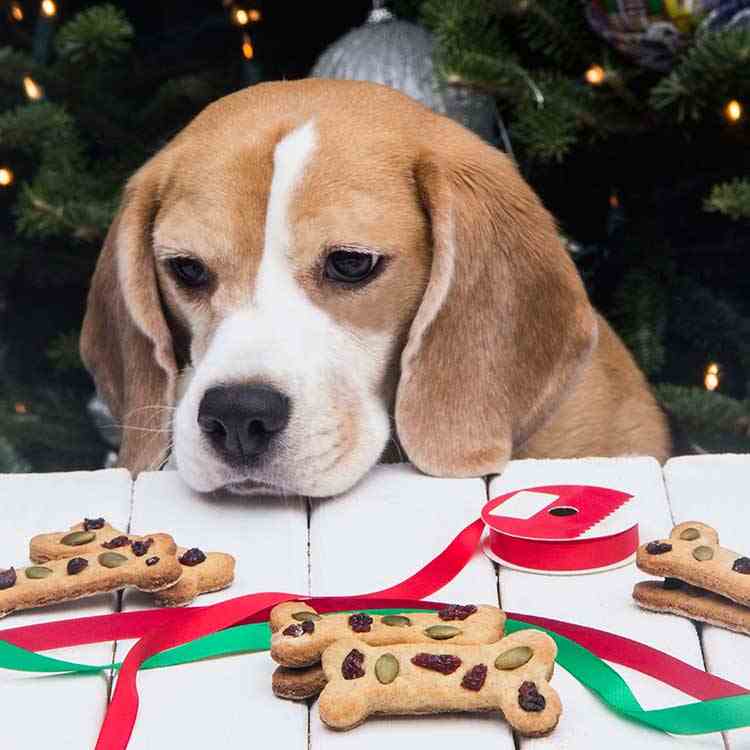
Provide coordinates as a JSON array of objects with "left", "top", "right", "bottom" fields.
[{"left": 80, "top": 79, "right": 671, "bottom": 497}]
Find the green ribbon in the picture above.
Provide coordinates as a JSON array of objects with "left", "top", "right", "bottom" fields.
[{"left": 1, "top": 611, "right": 748, "bottom": 736}]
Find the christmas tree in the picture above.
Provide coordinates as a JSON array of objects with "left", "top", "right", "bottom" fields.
[{"left": 1, "top": 0, "right": 749, "bottom": 472}]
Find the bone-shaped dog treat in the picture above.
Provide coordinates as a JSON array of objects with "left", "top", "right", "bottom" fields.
[
  {"left": 30, "top": 520, "right": 235, "bottom": 607},
  {"left": 318, "top": 630, "right": 561, "bottom": 736},
  {"left": 636, "top": 521, "right": 750, "bottom": 607},
  {"left": 270, "top": 601, "right": 507, "bottom": 668},
  {"left": 633, "top": 580, "right": 750, "bottom": 636},
  {"left": 273, "top": 664, "right": 328, "bottom": 701},
  {"left": 0, "top": 534, "right": 181, "bottom": 618}
]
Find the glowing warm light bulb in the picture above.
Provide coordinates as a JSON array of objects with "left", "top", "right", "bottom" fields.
[
  {"left": 10, "top": 3, "right": 24, "bottom": 21},
  {"left": 585, "top": 64, "right": 605, "bottom": 86},
  {"left": 233, "top": 7, "right": 249, "bottom": 25},
  {"left": 704, "top": 362, "right": 720, "bottom": 391},
  {"left": 0, "top": 168, "right": 14, "bottom": 187},
  {"left": 609, "top": 193, "right": 619, "bottom": 208},
  {"left": 242, "top": 33, "right": 254, "bottom": 60},
  {"left": 40, "top": 0, "right": 56, "bottom": 17},
  {"left": 14, "top": 403, "right": 28, "bottom": 414},
  {"left": 725, "top": 99, "right": 742, "bottom": 123},
  {"left": 23, "top": 75, "right": 43, "bottom": 101},
  {"left": 247, "top": 8, "right": 261, "bottom": 21}
]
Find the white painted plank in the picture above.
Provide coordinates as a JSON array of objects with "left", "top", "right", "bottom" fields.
[
  {"left": 665, "top": 454, "right": 750, "bottom": 750},
  {"left": 309, "top": 463, "right": 515, "bottom": 750},
  {"left": 491, "top": 457, "right": 722, "bottom": 750},
  {"left": 118, "top": 469, "right": 308, "bottom": 749},
  {"left": 0, "top": 468, "right": 132, "bottom": 749}
]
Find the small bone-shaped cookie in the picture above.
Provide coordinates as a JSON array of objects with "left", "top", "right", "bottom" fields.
[
  {"left": 633, "top": 580, "right": 750, "bottom": 636},
  {"left": 318, "top": 630, "right": 561, "bottom": 736},
  {"left": 0, "top": 534, "right": 181, "bottom": 618},
  {"left": 30, "top": 520, "right": 235, "bottom": 607},
  {"left": 270, "top": 601, "right": 507, "bottom": 668},
  {"left": 273, "top": 664, "right": 327, "bottom": 701},
  {"left": 636, "top": 521, "right": 750, "bottom": 607}
]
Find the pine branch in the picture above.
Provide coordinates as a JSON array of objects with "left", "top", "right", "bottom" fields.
[
  {"left": 656, "top": 385, "right": 750, "bottom": 452},
  {"left": 54, "top": 4, "right": 134, "bottom": 67},
  {"left": 650, "top": 27, "right": 750, "bottom": 120},
  {"left": 705, "top": 178, "right": 750, "bottom": 220},
  {"left": 516, "top": 0, "right": 600, "bottom": 69}
]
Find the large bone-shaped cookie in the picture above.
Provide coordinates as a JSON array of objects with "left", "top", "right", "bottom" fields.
[
  {"left": 30, "top": 520, "right": 235, "bottom": 607},
  {"left": 318, "top": 630, "right": 561, "bottom": 736},
  {"left": 270, "top": 601, "right": 506, "bottom": 668},
  {"left": 0, "top": 534, "right": 181, "bottom": 617},
  {"left": 636, "top": 521, "right": 750, "bottom": 607}
]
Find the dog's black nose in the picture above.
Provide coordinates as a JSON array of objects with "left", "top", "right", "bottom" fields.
[{"left": 197, "top": 384, "right": 290, "bottom": 461}]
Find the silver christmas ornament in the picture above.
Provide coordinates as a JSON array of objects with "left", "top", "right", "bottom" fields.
[{"left": 310, "top": 3, "right": 498, "bottom": 143}]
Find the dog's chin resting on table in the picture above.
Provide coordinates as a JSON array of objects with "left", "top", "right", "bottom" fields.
[{"left": 80, "top": 78, "right": 671, "bottom": 498}]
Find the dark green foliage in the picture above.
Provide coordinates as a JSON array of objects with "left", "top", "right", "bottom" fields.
[{"left": 705, "top": 179, "right": 750, "bottom": 220}]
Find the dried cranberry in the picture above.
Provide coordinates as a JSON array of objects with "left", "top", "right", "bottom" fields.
[
  {"left": 282, "top": 624, "right": 303, "bottom": 637},
  {"left": 83, "top": 518, "right": 105, "bottom": 531},
  {"left": 301, "top": 619, "right": 315, "bottom": 634},
  {"left": 0, "top": 567, "right": 17, "bottom": 590},
  {"left": 348, "top": 613, "right": 373, "bottom": 633},
  {"left": 663, "top": 577, "right": 683, "bottom": 590},
  {"left": 102, "top": 536, "right": 129, "bottom": 549},
  {"left": 732, "top": 557, "right": 750, "bottom": 574},
  {"left": 145, "top": 556, "right": 159, "bottom": 566},
  {"left": 179, "top": 548, "right": 206, "bottom": 566},
  {"left": 67, "top": 557, "right": 88, "bottom": 575},
  {"left": 438, "top": 604, "right": 478, "bottom": 621},
  {"left": 341, "top": 648, "right": 365, "bottom": 680},
  {"left": 461, "top": 664, "right": 487, "bottom": 691},
  {"left": 411, "top": 653, "right": 462, "bottom": 674},
  {"left": 131, "top": 538, "right": 154, "bottom": 557},
  {"left": 518, "top": 681, "right": 546, "bottom": 712},
  {"left": 646, "top": 541, "right": 672, "bottom": 555}
]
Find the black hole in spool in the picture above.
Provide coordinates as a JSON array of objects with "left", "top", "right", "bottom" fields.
[{"left": 549, "top": 506, "right": 578, "bottom": 517}]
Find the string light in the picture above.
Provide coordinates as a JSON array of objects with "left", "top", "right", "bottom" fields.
[
  {"left": 724, "top": 99, "right": 742, "bottom": 123},
  {"left": 40, "top": 0, "right": 56, "bottom": 17},
  {"left": 10, "top": 2, "right": 24, "bottom": 21},
  {"left": 22, "top": 75, "right": 43, "bottom": 101},
  {"left": 0, "top": 168, "right": 14, "bottom": 187},
  {"left": 704, "top": 362, "right": 720, "bottom": 392},
  {"left": 585, "top": 64, "right": 605, "bottom": 86},
  {"left": 609, "top": 193, "right": 619, "bottom": 208},
  {"left": 14, "top": 403, "right": 28, "bottom": 415},
  {"left": 247, "top": 9, "right": 261, "bottom": 21},
  {"left": 232, "top": 7, "right": 249, "bottom": 25},
  {"left": 242, "top": 33, "right": 254, "bottom": 60}
]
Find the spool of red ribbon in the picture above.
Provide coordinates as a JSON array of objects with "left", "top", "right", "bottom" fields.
[{"left": 482, "top": 484, "right": 639, "bottom": 574}]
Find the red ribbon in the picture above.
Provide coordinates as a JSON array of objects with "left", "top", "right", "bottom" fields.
[{"left": 0, "top": 515, "right": 747, "bottom": 749}]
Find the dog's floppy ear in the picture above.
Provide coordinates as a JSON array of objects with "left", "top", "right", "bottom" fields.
[
  {"left": 80, "top": 167, "right": 177, "bottom": 474},
  {"left": 395, "top": 124, "right": 598, "bottom": 477}
]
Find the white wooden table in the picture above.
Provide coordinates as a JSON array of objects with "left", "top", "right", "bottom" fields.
[{"left": 0, "top": 456, "right": 748, "bottom": 750}]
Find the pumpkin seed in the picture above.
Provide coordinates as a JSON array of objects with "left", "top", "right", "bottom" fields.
[
  {"left": 381, "top": 615, "right": 411, "bottom": 627},
  {"left": 692, "top": 546, "right": 714, "bottom": 562},
  {"left": 680, "top": 528, "right": 700, "bottom": 541},
  {"left": 98, "top": 552, "right": 129, "bottom": 568},
  {"left": 25, "top": 566, "right": 53, "bottom": 579},
  {"left": 375, "top": 653, "right": 399, "bottom": 684},
  {"left": 291, "top": 611, "right": 321, "bottom": 622},
  {"left": 60, "top": 531, "right": 96, "bottom": 546},
  {"left": 494, "top": 646, "right": 533, "bottom": 670},
  {"left": 424, "top": 625, "right": 460, "bottom": 640}
]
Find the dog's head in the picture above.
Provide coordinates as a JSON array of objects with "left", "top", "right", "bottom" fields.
[{"left": 81, "top": 79, "right": 596, "bottom": 496}]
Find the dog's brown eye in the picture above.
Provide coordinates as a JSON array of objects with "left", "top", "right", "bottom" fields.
[
  {"left": 325, "top": 250, "right": 379, "bottom": 283},
  {"left": 168, "top": 257, "right": 209, "bottom": 288}
]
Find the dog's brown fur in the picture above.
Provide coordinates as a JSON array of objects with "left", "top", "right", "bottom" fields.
[{"left": 81, "top": 79, "right": 671, "bottom": 482}]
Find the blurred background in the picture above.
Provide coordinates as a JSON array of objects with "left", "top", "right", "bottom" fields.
[{"left": 1, "top": 0, "right": 749, "bottom": 472}]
